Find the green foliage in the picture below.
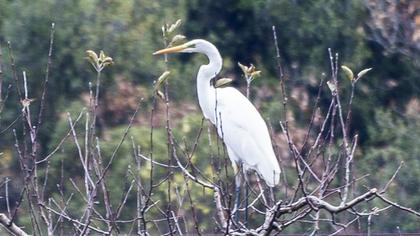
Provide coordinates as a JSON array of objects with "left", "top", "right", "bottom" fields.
[
  {"left": 0, "top": 0, "right": 188, "bottom": 160},
  {"left": 43, "top": 105, "right": 228, "bottom": 232},
  {"left": 359, "top": 109, "right": 420, "bottom": 232},
  {"left": 1, "top": 0, "right": 420, "bottom": 232}
]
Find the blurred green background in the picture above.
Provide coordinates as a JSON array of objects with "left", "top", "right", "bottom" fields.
[{"left": 0, "top": 0, "right": 419, "bottom": 234}]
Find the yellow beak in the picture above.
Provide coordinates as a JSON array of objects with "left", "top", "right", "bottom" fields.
[{"left": 153, "top": 44, "right": 188, "bottom": 55}]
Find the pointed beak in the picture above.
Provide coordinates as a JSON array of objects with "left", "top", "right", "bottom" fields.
[{"left": 153, "top": 44, "right": 188, "bottom": 55}]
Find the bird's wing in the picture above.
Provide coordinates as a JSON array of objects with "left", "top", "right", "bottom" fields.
[{"left": 215, "top": 87, "right": 281, "bottom": 187}]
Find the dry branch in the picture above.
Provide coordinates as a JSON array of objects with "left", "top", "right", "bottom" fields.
[{"left": 0, "top": 213, "right": 29, "bottom": 236}]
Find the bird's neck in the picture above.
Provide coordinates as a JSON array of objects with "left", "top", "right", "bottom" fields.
[{"left": 196, "top": 51, "right": 222, "bottom": 124}]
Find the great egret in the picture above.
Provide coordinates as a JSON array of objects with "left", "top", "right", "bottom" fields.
[{"left": 153, "top": 39, "right": 281, "bottom": 188}]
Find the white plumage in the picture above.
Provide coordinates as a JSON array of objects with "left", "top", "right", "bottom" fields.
[{"left": 154, "top": 39, "right": 281, "bottom": 187}]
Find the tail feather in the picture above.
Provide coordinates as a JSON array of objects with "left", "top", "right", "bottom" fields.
[{"left": 257, "top": 159, "right": 281, "bottom": 187}]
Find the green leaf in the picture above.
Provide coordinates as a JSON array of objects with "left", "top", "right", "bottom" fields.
[
  {"left": 86, "top": 50, "right": 99, "bottom": 67},
  {"left": 155, "top": 71, "right": 171, "bottom": 88},
  {"left": 99, "top": 50, "right": 106, "bottom": 61},
  {"left": 341, "top": 65, "right": 354, "bottom": 81},
  {"left": 214, "top": 78, "right": 233, "bottom": 88},
  {"left": 247, "top": 64, "right": 255, "bottom": 73},
  {"left": 102, "top": 56, "right": 114, "bottom": 67},
  {"left": 357, "top": 68, "right": 372, "bottom": 79},
  {"left": 156, "top": 90, "right": 165, "bottom": 100},
  {"left": 169, "top": 34, "right": 186, "bottom": 46},
  {"left": 251, "top": 70, "right": 261, "bottom": 78},
  {"left": 167, "top": 19, "right": 182, "bottom": 33},
  {"left": 238, "top": 62, "right": 249, "bottom": 75},
  {"left": 161, "top": 25, "right": 166, "bottom": 37}
]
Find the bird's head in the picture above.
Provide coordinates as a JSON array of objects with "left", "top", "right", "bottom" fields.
[
  {"left": 153, "top": 39, "right": 223, "bottom": 73},
  {"left": 153, "top": 39, "right": 217, "bottom": 55}
]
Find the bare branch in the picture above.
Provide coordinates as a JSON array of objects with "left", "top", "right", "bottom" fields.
[{"left": 0, "top": 213, "right": 29, "bottom": 236}]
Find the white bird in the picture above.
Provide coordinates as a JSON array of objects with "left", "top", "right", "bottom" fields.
[{"left": 153, "top": 39, "right": 281, "bottom": 187}]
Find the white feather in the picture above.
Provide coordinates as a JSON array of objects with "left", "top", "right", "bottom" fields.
[
  {"left": 191, "top": 40, "right": 281, "bottom": 187},
  {"left": 155, "top": 39, "right": 281, "bottom": 187},
  {"left": 215, "top": 87, "right": 281, "bottom": 187}
]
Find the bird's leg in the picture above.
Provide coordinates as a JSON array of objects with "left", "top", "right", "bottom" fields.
[
  {"left": 243, "top": 169, "right": 249, "bottom": 228},
  {"left": 232, "top": 162, "right": 241, "bottom": 223}
]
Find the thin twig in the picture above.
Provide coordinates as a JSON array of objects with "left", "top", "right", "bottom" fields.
[
  {"left": 98, "top": 99, "right": 142, "bottom": 183},
  {"left": 36, "top": 22, "right": 55, "bottom": 137},
  {"left": 381, "top": 161, "right": 404, "bottom": 194},
  {"left": 375, "top": 193, "right": 420, "bottom": 217},
  {"left": 7, "top": 41, "right": 22, "bottom": 99}
]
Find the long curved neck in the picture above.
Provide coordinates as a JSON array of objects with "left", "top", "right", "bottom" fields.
[{"left": 196, "top": 49, "right": 222, "bottom": 124}]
